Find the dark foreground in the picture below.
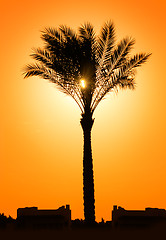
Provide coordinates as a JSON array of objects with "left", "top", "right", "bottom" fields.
[{"left": 1, "top": 224, "right": 166, "bottom": 240}]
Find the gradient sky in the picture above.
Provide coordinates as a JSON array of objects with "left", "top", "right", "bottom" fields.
[{"left": 0, "top": 0, "right": 166, "bottom": 222}]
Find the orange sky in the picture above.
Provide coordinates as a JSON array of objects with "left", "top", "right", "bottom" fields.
[{"left": 0, "top": 0, "right": 166, "bottom": 222}]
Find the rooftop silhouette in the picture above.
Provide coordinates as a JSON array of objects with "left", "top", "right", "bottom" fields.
[
  {"left": 112, "top": 205, "right": 166, "bottom": 228},
  {"left": 17, "top": 205, "right": 71, "bottom": 229},
  {"left": 1, "top": 205, "right": 166, "bottom": 240},
  {"left": 1, "top": 204, "right": 166, "bottom": 230}
]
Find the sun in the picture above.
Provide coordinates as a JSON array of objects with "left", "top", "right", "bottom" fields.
[{"left": 80, "top": 79, "right": 86, "bottom": 88}]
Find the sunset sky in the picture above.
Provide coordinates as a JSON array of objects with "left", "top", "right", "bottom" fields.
[{"left": 0, "top": 0, "right": 166, "bottom": 222}]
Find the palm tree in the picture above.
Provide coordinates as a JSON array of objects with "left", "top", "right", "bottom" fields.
[{"left": 24, "top": 21, "right": 151, "bottom": 225}]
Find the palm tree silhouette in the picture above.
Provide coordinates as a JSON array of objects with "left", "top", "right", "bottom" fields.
[{"left": 24, "top": 21, "right": 151, "bottom": 225}]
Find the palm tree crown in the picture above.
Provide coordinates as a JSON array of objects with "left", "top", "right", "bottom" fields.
[{"left": 24, "top": 21, "right": 150, "bottom": 115}]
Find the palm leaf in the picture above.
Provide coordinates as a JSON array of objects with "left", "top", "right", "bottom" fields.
[
  {"left": 126, "top": 53, "right": 151, "bottom": 69},
  {"left": 24, "top": 63, "right": 85, "bottom": 112},
  {"left": 23, "top": 63, "right": 49, "bottom": 79},
  {"left": 114, "top": 53, "right": 151, "bottom": 78},
  {"left": 108, "top": 37, "right": 135, "bottom": 71},
  {"left": 59, "top": 25, "right": 76, "bottom": 40},
  {"left": 78, "top": 23, "right": 97, "bottom": 60},
  {"left": 30, "top": 48, "right": 53, "bottom": 68},
  {"left": 79, "top": 23, "right": 95, "bottom": 42},
  {"left": 41, "top": 27, "right": 62, "bottom": 43},
  {"left": 97, "top": 21, "right": 115, "bottom": 64}
]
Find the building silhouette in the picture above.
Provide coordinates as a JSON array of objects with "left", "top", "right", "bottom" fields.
[
  {"left": 112, "top": 205, "right": 166, "bottom": 228},
  {"left": 17, "top": 205, "right": 71, "bottom": 229}
]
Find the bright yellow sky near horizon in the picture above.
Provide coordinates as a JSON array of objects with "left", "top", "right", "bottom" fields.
[{"left": 0, "top": 0, "right": 166, "bottom": 222}]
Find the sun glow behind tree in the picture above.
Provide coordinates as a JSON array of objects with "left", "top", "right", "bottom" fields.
[
  {"left": 24, "top": 21, "right": 150, "bottom": 224},
  {"left": 80, "top": 79, "right": 86, "bottom": 89},
  {"left": 1, "top": 0, "right": 166, "bottom": 223}
]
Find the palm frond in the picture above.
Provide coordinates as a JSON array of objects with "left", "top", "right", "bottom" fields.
[
  {"left": 91, "top": 72, "right": 135, "bottom": 112},
  {"left": 78, "top": 23, "right": 97, "bottom": 59},
  {"left": 41, "top": 27, "right": 63, "bottom": 56},
  {"left": 97, "top": 21, "right": 115, "bottom": 65},
  {"left": 91, "top": 51, "right": 149, "bottom": 112},
  {"left": 79, "top": 23, "right": 95, "bottom": 42},
  {"left": 24, "top": 63, "right": 85, "bottom": 112},
  {"left": 125, "top": 53, "right": 151, "bottom": 70},
  {"left": 41, "top": 27, "right": 62, "bottom": 42},
  {"left": 112, "top": 53, "right": 151, "bottom": 80},
  {"left": 23, "top": 63, "right": 48, "bottom": 79},
  {"left": 59, "top": 25, "right": 76, "bottom": 40},
  {"left": 30, "top": 48, "right": 53, "bottom": 68},
  {"left": 108, "top": 37, "right": 135, "bottom": 71},
  {"left": 92, "top": 37, "right": 137, "bottom": 109}
]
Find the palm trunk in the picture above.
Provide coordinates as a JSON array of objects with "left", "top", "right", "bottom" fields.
[{"left": 80, "top": 113, "right": 95, "bottom": 224}]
